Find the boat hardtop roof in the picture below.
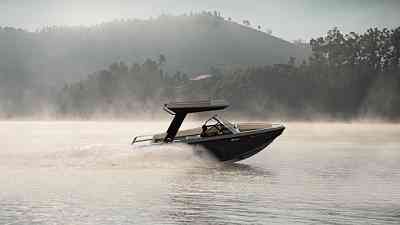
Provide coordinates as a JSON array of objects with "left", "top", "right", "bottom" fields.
[
  {"left": 164, "top": 99, "right": 229, "bottom": 115},
  {"left": 161, "top": 99, "right": 229, "bottom": 142}
]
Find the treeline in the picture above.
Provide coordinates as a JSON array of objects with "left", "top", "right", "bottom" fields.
[
  {"left": 0, "top": 13, "right": 308, "bottom": 118},
  {"left": 212, "top": 27, "right": 400, "bottom": 120},
  {"left": 57, "top": 55, "right": 192, "bottom": 118},
  {"left": 56, "top": 26, "right": 400, "bottom": 120}
]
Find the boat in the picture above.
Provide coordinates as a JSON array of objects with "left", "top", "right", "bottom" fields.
[{"left": 131, "top": 99, "right": 285, "bottom": 162}]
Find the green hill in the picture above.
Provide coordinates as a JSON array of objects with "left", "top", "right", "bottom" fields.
[{"left": 0, "top": 13, "right": 309, "bottom": 86}]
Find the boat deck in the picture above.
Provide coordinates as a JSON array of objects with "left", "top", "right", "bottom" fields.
[{"left": 153, "top": 122, "right": 275, "bottom": 142}]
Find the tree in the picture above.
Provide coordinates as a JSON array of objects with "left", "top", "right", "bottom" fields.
[
  {"left": 390, "top": 27, "right": 400, "bottom": 70},
  {"left": 242, "top": 20, "right": 251, "bottom": 26},
  {"left": 288, "top": 57, "right": 296, "bottom": 66},
  {"left": 158, "top": 54, "right": 166, "bottom": 66}
]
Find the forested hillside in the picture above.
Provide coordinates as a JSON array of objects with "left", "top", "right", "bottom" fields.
[
  {"left": 1, "top": 13, "right": 399, "bottom": 120},
  {"left": 57, "top": 27, "right": 400, "bottom": 121},
  {"left": 0, "top": 12, "right": 308, "bottom": 117},
  {"left": 0, "top": 12, "right": 307, "bottom": 86}
]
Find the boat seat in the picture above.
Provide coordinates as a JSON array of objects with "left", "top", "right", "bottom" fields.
[{"left": 153, "top": 127, "right": 202, "bottom": 142}]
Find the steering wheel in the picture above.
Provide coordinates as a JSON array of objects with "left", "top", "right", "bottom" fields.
[{"left": 208, "top": 124, "right": 223, "bottom": 135}]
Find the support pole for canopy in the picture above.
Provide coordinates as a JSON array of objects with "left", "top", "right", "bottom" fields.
[
  {"left": 162, "top": 100, "right": 229, "bottom": 143},
  {"left": 164, "top": 113, "right": 187, "bottom": 143}
]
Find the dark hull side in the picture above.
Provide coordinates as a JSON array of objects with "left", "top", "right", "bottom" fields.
[{"left": 187, "top": 127, "right": 285, "bottom": 162}]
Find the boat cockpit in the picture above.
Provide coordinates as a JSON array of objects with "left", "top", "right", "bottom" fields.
[
  {"left": 200, "top": 115, "right": 238, "bottom": 137},
  {"left": 131, "top": 113, "right": 279, "bottom": 145}
]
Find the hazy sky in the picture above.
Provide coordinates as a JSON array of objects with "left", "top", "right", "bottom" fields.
[{"left": 1, "top": 0, "right": 399, "bottom": 41}]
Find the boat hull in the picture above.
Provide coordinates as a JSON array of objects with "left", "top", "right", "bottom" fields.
[{"left": 187, "top": 126, "right": 285, "bottom": 162}]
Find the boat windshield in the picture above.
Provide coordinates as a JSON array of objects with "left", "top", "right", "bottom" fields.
[{"left": 200, "top": 115, "right": 237, "bottom": 137}]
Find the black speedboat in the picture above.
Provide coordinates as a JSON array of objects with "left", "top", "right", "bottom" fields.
[{"left": 131, "top": 100, "right": 285, "bottom": 162}]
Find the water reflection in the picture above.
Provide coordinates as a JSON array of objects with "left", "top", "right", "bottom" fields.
[
  {"left": 165, "top": 163, "right": 276, "bottom": 224},
  {"left": 219, "top": 163, "right": 274, "bottom": 176}
]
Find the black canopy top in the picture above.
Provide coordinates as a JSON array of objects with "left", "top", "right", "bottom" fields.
[{"left": 164, "top": 99, "right": 229, "bottom": 115}]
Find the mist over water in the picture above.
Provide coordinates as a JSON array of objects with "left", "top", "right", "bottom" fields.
[
  {"left": 0, "top": 121, "right": 399, "bottom": 224},
  {"left": 1, "top": 0, "right": 399, "bottom": 223}
]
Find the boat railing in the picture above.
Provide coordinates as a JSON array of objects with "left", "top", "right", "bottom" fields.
[
  {"left": 131, "top": 135, "right": 154, "bottom": 144},
  {"left": 163, "top": 105, "right": 176, "bottom": 115}
]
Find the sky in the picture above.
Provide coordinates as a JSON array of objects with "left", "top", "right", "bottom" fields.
[{"left": 1, "top": 0, "right": 400, "bottom": 41}]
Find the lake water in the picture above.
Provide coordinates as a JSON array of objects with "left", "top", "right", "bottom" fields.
[{"left": 0, "top": 121, "right": 399, "bottom": 225}]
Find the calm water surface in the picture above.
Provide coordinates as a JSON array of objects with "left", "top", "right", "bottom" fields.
[{"left": 0, "top": 121, "right": 399, "bottom": 224}]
